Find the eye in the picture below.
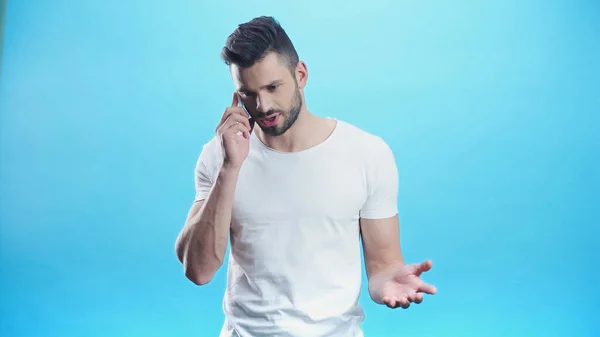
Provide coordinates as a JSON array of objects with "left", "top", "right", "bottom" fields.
[{"left": 266, "top": 84, "right": 278, "bottom": 92}]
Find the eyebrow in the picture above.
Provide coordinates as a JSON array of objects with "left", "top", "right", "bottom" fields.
[{"left": 239, "top": 80, "right": 283, "bottom": 93}]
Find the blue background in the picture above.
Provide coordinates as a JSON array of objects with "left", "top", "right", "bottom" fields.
[{"left": 1, "top": 1, "right": 598, "bottom": 336}]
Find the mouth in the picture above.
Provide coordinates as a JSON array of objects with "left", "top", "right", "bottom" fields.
[{"left": 259, "top": 114, "right": 280, "bottom": 127}]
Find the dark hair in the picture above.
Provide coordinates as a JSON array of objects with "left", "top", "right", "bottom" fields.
[{"left": 221, "top": 16, "right": 299, "bottom": 72}]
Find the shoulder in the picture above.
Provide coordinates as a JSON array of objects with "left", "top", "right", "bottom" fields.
[
  {"left": 334, "top": 120, "right": 398, "bottom": 182},
  {"left": 195, "top": 135, "right": 223, "bottom": 176},
  {"left": 334, "top": 119, "right": 394, "bottom": 157},
  {"left": 200, "top": 134, "right": 223, "bottom": 157}
]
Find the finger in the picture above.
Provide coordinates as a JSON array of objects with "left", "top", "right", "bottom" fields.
[
  {"left": 417, "top": 283, "right": 437, "bottom": 295},
  {"left": 225, "top": 120, "right": 250, "bottom": 139},
  {"left": 217, "top": 104, "right": 248, "bottom": 132},
  {"left": 385, "top": 296, "right": 410, "bottom": 309},
  {"left": 383, "top": 297, "right": 395, "bottom": 308},
  {"left": 228, "top": 120, "right": 251, "bottom": 137},
  {"left": 384, "top": 297, "right": 400, "bottom": 309},
  {"left": 232, "top": 114, "right": 252, "bottom": 133},
  {"left": 219, "top": 113, "right": 251, "bottom": 135},
  {"left": 217, "top": 107, "right": 244, "bottom": 132},
  {"left": 410, "top": 292, "right": 424, "bottom": 304},
  {"left": 217, "top": 115, "right": 234, "bottom": 134},
  {"left": 232, "top": 92, "right": 239, "bottom": 107},
  {"left": 234, "top": 123, "right": 250, "bottom": 139},
  {"left": 226, "top": 113, "right": 251, "bottom": 132},
  {"left": 218, "top": 94, "right": 238, "bottom": 128},
  {"left": 415, "top": 260, "right": 433, "bottom": 276}
]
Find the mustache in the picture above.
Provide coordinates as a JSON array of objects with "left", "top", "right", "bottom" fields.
[{"left": 256, "top": 110, "right": 283, "bottom": 119}]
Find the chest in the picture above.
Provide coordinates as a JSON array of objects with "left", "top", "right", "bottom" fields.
[{"left": 231, "top": 152, "right": 368, "bottom": 225}]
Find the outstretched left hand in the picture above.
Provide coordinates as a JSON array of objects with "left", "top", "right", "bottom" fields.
[{"left": 368, "top": 260, "right": 437, "bottom": 309}]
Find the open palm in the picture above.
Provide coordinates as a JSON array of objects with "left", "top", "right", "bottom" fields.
[{"left": 370, "top": 260, "right": 437, "bottom": 309}]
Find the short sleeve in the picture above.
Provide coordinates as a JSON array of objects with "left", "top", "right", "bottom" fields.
[
  {"left": 194, "top": 144, "right": 215, "bottom": 202},
  {"left": 359, "top": 137, "right": 399, "bottom": 219}
]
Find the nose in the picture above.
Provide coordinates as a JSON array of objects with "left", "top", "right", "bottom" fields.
[{"left": 255, "top": 95, "right": 273, "bottom": 113}]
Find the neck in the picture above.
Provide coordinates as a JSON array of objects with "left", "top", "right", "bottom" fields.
[{"left": 255, "top": 108, "right": 334, "bottom": 153}]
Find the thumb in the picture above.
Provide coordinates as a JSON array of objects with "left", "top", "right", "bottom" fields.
[{"left": 415, "top": 260, "right": 433, "bottom": 276}]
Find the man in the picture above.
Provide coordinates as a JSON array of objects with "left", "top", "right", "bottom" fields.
[{"left": 175, "top": 16, "right": 437, "bottom": 337}]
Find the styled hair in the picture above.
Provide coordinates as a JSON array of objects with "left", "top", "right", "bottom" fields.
[{"left": 221, "top": 16, "right": 299, "bottom": 72}]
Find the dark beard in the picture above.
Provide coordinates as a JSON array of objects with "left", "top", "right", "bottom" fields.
[{"left": 260, "top": 87, "right": 302, "bottom": 137}]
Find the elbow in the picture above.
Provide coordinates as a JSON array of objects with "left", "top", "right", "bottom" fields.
[
  {"left": 174, "top": 233, "right": 222, "bottom": 285},
  {"left": 175, "top": 236, "right": 186, "bottom": 264},
  {"left": 184, "top": 264, "right": 215, "bottom": 286},
  {"left": 175, "top": 245, "right": 215, "bottom": 285}
]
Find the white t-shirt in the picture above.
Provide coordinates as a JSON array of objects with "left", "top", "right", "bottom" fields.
[{"left": 194, "top": 119, "right": 399, "bottom": 337}]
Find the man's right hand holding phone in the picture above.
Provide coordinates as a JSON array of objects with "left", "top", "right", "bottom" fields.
[{"left": 216, "top": 93, "right": 254, "bottom": 170}]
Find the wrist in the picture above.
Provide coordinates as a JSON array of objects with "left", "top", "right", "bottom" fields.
[
  {"left": 220, "top": 161, "right": 242, "bottom": 175},
  {"left": 367, "top": 261, "right": 405, "bottom": 282}
]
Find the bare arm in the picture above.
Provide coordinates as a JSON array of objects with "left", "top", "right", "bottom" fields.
[
  {"left": 175, "top": 164, "right": 240, "bottom": 285},
  {"left": 359, "top": 137, "right": 404, "bottom": 286},
  {"left": 175, "top": 93, "right": 252, "bottom": 285},
  {"left": 361, "top": 215, "right": 436, "bottom": 308},
  {"left": 360, "top": 215, "right": 405, "bottom": 282},
  {"left": 359, "top": 138, "right": 435, "bottom": 309}
]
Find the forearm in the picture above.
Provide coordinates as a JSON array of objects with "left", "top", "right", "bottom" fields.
[{"left": 176, "top": 164, "right": 240, "bottom": 284}]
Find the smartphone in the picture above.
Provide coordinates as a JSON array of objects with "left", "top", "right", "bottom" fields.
[{"left": 238, "top": 94, "right": 255, "bottom": 133}]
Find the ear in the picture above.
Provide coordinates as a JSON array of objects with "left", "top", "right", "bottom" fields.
[{"left": 295, "top": 61, "right": 308, "bottom": 90}]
